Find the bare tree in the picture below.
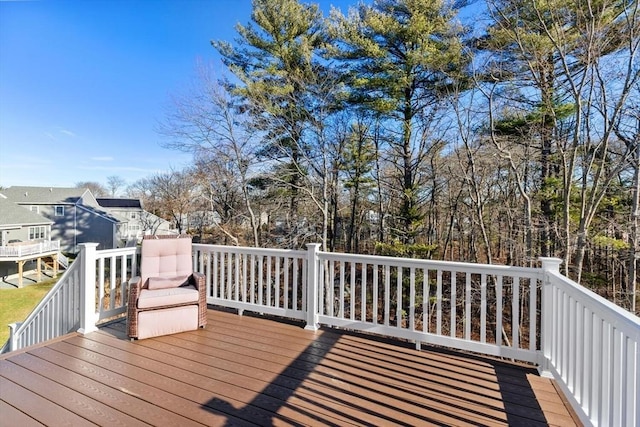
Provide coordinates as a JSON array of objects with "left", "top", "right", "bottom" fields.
[
  {"left": 148, "top": 169, "right": 196, "bottom": 234},
  {"left": 159, "top": 62, "right": 261, "bottom": 246},
  {"left": 127, "top": 178, "right": 169, "bottom": 235},
  {"left": 106, "top": 175, "right": 126, "bottom": 197},
  {"left": 75, "top": 181, "right": 108, "bottom": 197}
]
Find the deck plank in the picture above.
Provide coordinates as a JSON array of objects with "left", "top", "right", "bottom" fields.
[
  {"left": 58, "top": 334, "right": 338, "bottom": 426},
  {"left": 0, "top": 398, "right": 45, "bottom": 426},
  {"left": 183, "top": 326, "right": 513, "bottom": 425},
  {"left": 0, "top": 308, "right": 580, "bottom": 427},
  {"left": 28, "top": 341, "right": 244, "bottom": 427},
  {"left": 0, "top": 375, "right": 95, "bottom": 426},
  {"left": 2, "top": 354, "right": 147, "bottom": 427},
  {"left": 203, "top": 313, "right": 551, "bottom": 425}
]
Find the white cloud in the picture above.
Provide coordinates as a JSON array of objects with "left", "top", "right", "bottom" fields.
[
  {"left": 78, "top": 165, "right": 154, "bottom": 173},
  {"left": 91, "top": 156, "right": 114, "bottom": 162},
  {"left": 43, "top": 128, "right": 77, "bottom": 140}
]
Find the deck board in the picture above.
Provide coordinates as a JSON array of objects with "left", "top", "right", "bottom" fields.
[
  {"left": 0, "top": 399, "right": 45, "bottom": 427},
  {"left": 1, "top": 308, "right": 580, "bottom": 426}
]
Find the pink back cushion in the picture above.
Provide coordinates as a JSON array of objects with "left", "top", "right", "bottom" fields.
[
  {"left": 147, "top": 275, "right": 189, "bottom": 290},
  {"left": 141, "top": 237, "right": 193, "bottom": 284}
]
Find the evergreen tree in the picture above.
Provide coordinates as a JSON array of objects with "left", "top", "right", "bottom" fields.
[
  {"left": 329, "top": 0, "right": 468, "bottom": 244},
  {"left": 212, "top": 0, "right": 328, "bottom": 247}
]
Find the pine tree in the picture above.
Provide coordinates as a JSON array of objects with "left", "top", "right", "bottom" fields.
[
  {"left": 212, "top": 0, "right": 328, "bottom": 247},
  {"left": 329, "top": 0, "right": 468, "bottom": 244}
]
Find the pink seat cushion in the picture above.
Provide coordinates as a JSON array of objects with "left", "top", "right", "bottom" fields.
[{"left": 138, "top": 285, "right": 199, "bottom": 309}]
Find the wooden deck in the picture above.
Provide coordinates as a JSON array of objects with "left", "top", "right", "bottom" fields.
[{"left": 1, "top": 308, "right": 579, "bottom": 426}]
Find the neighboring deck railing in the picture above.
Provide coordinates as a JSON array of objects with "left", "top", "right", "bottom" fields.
[
  {"left": 3, "top": 242, "right": 638, "bottom": 426},
  {"left": 57, "top": 251, "right": 69, "bottom": 269},
  {"left": 0, "top": 240, "right": 60, "bottom": 258}
]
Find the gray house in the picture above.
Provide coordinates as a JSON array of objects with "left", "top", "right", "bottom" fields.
[
  {"left": 0, "top": 186, "right": 124, "bottom": 253},
  {"left": 0, "top": 196, "right": 54, "bottom": 245},
  {"left": 96, "top": 198, "right": 173, "bottom": 243},
  {"left": 0, "top": 196, "right": 59, "bottom": 285}
]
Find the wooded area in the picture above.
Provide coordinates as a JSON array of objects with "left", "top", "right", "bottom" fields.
[{"left": 124, "top": 0, "right": 639, "bottom": 313}]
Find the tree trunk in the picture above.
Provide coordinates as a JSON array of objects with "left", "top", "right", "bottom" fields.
[{"left": 629, "top": 142, "right": 639, "bottom": 312}]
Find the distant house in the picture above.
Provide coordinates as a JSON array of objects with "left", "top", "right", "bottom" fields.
[
  {"left": 97, "top": 198, "right": 173, "bottom": 243},
  {"left": 185, "top": 210, "right": 221, "bottom": 232},
  {"left": 0, "top": 196, "right": 54, "bottom": 246},
  {"left": 0, "top": 196, "right": 60, "bottom": 285},
  {"left": 0, "top": 186, "right": 123, "bottom": 253}
]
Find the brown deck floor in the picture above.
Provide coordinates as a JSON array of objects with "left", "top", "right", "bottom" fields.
[{"left": 0, "top": 308, "right": 579, "bottom": 426}]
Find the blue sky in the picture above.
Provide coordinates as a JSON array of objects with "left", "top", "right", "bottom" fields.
[{"left": 0, "top": 0, "right": 357, "bottom": 191}]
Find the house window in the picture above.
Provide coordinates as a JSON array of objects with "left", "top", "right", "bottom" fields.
[
  {"left": 30, "top": 206, "right": 39, "bottom": 213},
  {"left": 55, "top": 206, "right": 64, "bottom": 216},
  {"left": 29, "top": 226, "right": 46, "bottom": 240},
  {"left": 130, "top": 212, "right": 137, "bottom": 219}
]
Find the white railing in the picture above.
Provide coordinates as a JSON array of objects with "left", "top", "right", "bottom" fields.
[
  {"left": 193, "top": 244, "right": 308, "bottom": 321},
  {"left": 315, "top": 249, "right": 544, "bottom": 363},
  {"left": 4, "top": 249, "right": 83, "bottom": 353},
  {"left": 0, "top": 240, "right": 60, "bottom": 258},
  {"left": 3, "top": 242, "right": 638, "bottom": 426},
  {"left": 2, "top": 243, "right": 139, "bottom": 353},
  {"left": 540, "top": 261, "right": 639, "bottom": 427},
  {"left": 91, "top": 245, "right": 139, "bottom": 322},
  {"left": 57, "top": 251, "right": 69, "bottom": 269},
  {"left": 195, "top": 244, "right": 639, "bottom": 426},
  {"left": 197, "top": 244, "right": 543, "bottom": 362}
]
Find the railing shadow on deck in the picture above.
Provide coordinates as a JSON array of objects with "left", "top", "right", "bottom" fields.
[{"left": 200, "top": 311, "right": 549, "bottom": 426}]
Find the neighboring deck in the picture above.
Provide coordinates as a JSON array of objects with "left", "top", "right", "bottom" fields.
[{"left": 1, "top": 308, "right": 579, "bottom": 427}]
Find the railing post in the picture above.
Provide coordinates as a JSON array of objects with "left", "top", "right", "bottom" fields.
[
  {"left": 305, "top": 243, "right": 321, "bottom": 331},
  {"left": 538, "top": 257, "right": 562, "bottom": 376},
  {"left": 78, "top": 243, "right": 99, "bottom": 335},
  {"left": 8, "top": 322, "right": 21, "bottom": 352}
]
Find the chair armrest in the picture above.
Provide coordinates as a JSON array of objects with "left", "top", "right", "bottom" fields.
[
  {"left": 192, "top": 272, "right": 206, "bottom": 300},
  {"left": 127, "top": 276, "right": 143, "bottom": 339},
  {"left": 191, "top": 272, "right": 205, "bottom": 289},
  {"left": 128, "top": 276, "right": 142, "bottom": 306},
  {"left": 191, "top": 272, "right": 207, "bottom": 328}
]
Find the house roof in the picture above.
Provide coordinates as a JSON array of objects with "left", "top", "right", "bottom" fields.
[
  {"left": 0, "top": 197, "right": 53, "bottom": 229},
  {"left": 97, "top": 198, "right": 142, "bottom": 209},
  {"left": 1, "top": 186, "right": 90, "bottom": 204},
  {"left": 77, "top": 204, "right": 126, "bottom": 224}
]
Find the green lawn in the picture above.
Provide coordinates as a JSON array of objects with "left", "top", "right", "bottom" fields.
[{"left": 0, "top": 279, "right": 56, "bottom": 346}]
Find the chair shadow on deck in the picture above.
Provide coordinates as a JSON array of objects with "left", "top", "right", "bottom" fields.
[{"left": 200, "top": 312, "right": 550, "bottom": 427}]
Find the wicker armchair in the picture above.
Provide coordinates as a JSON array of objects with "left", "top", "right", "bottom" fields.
[{"left": 127, "top": 235, "right": 207, "bottom": 340}]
